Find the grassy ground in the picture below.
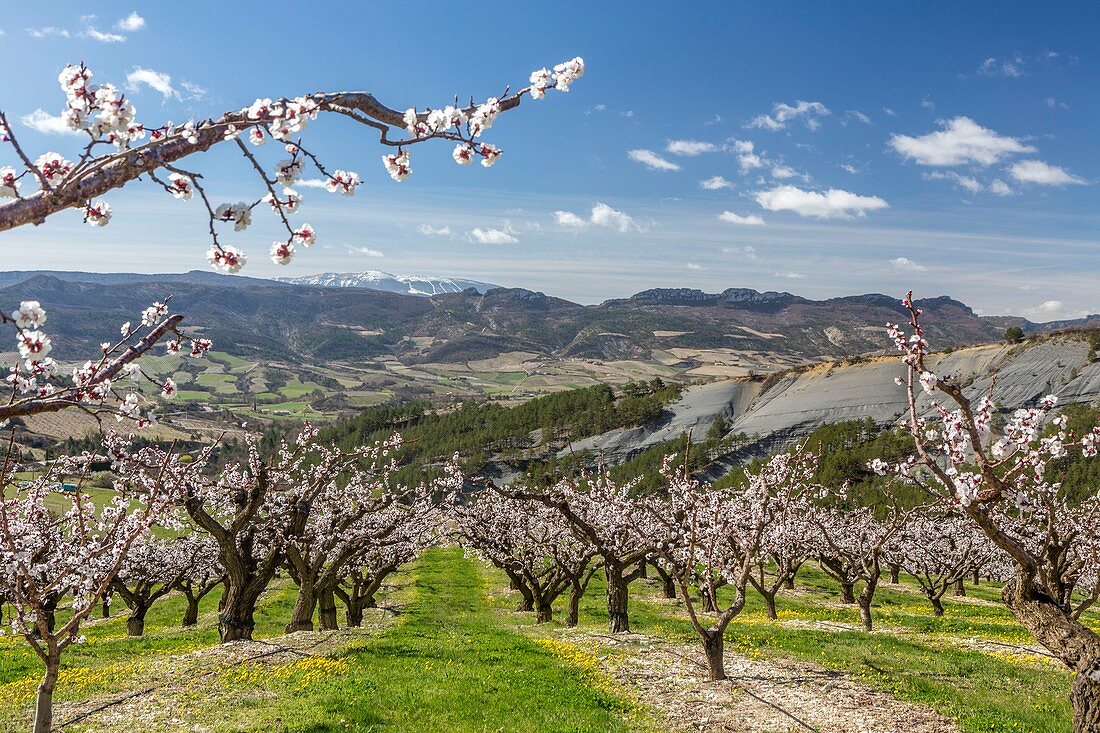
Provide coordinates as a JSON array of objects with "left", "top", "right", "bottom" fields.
[
  {"left": 0, "top": 549, "right": 643, "bottom": 733},
  {"left": 0, "top": 551, "right": 1081, "bottom": 732},
  {"left": 500, "top": 563, "right": 1076, "bottom": 733}
]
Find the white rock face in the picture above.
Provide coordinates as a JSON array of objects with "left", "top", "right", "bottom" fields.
[
  {"left": 571, "top": 335, "right": 1100, "bottom": 467},
  {"left": 278, "top": 271, "right": 501, "bottom": 296}
]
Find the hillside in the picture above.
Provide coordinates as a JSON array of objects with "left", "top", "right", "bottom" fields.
[
  {"left": 277, "top": 271, "right": 502, "bottom": 295},
  {"left": 2, "top": 271, "right": 1080, "bottom": 367}
]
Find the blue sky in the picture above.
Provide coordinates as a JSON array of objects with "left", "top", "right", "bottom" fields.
[{"left": 1, "top": 1, "right": 1097, "bottom": 320}]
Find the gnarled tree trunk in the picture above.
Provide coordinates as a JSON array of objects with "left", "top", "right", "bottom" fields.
[
  {"left": 606, "top": 566, "right": 631, "bottom": 633},
  {"left": 702, "top": 630, "right": 726, "bottom": 681},
  {"left": 840, "top": 581, "right": 855, "bottom": 604},
  {"left": 32, "top": 648, "right": 60, "bottom": 733},
  {"left": 285, "top": 579, "right": 317, "bottom": 633},
  {"left": 318, "top": 585, "right": 339, "bottom": 630}
]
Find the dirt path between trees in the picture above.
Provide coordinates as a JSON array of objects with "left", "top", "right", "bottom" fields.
[{"left": 554, "top": 628, "right": 959, "bottom": 733}]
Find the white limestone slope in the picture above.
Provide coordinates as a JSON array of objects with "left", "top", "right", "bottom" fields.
[{"left": 568, "top": 334, "right": 1100, "bottom": 465}]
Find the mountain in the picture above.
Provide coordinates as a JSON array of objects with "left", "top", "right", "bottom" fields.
[
  {"left": 0, "top": 272, "right": 1093, "bottom": 366},
  {"left": 277, "top": 271, "right": 502, "bottom": 296}
]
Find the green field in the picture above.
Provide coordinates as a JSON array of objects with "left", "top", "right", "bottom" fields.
[{"left": 0, "top": 549, "right": 1079, "bottom": 733}]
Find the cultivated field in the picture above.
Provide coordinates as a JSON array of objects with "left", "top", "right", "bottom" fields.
[{"left": 0, "top": 549, "right": 1079, "bottom": 733}]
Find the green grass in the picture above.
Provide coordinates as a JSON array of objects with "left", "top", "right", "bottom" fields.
[
  {"left": 334, "top": 548, "right": 638, "bottom": 732},
  {"left": 513, "top": 563, "right": 1076, "bottom": 733},
  {"left": 0, "top": 550, "right": 642, "bottom": 733}
]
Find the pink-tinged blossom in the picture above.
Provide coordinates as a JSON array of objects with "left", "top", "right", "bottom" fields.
[
  {"left": 34, "top": 153, "right": 73, "bottom": 186},
  {"left": 269, "top": 241, "right": 295, "bottom": 265},
  {"left": 292, "top": 224, "right": 316, "bottom": 247},
  {"left": 166, "top": 173, "right": 193, "bottom": 200},
  {"left": 325, "top": 170, "right": 361, "bottom": 195},
  {"left": 11, "top": 301, "right": 47, "bottom": 329},
  {"left": 382, "top": 151, "right": 411, "bottom": 182},
  {"left": 0, "top": 167, "right": 19, "bottom": 198},
  {"left": 452, "top": 145, "right": 473, "bottom": 166},
  {"left": 478, "top": 144, "right": 502, "bottom": 168},
  {"left": 83, "top": 200, "right": 112, "bottom": 227},
  {"left": 214, "top": 202, "right": 252, "bottom": 231},
  {"left": 17, "top": 330, "right": 51, "bottom": 360},
  {"left": 207, "top": 245, "right": 247, "bottom": 273}
]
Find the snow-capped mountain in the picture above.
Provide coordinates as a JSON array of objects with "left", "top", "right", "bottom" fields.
[{"left": 277, "top": 271, "right": 502, "bottom": 296}]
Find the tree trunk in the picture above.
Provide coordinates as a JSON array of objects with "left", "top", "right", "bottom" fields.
[
  {"left": 567, "top": 581, "right": 582, "bottom": 628},
  {"left": 1072, "top": 666, "right": 1100, "bottom": 733},
  {"left": 889, "top": 564, "right": 901, "bottom": 584},
  {"left": 101, "top": 594, "right": 112, "bottom": 619},
  {"left": 318, "top": 586, "right": 339, "bottom": 631},
  {"left": 285, "top": 581, "right": 317, "bottom": 633},
  {"left": 346, "top": 601, "right": 364, "bottom": 627},
  {"left": 761, "top": 591, "right": 778, "bottom": 620},
  {"left": 606, "top": 566, "right": 631, "bottom": 633},
  {"left": 953, "top": 578, "right": 966, "bottom": 597},
  {"left": 653, "top": 564, "right": 677, "bottom": 599},
  {"left": 183, "top": 595, "right": 201, "bottom": 627},
  {"left": 700, "top": 590, "right": 717, "bottom": 613},
  {"left": 840, "top": 581, "right": 855, "bottom": 604},
  {"left": 536, "top": 603, "right": 553, "bottom": 624},
  {"left": 1001, "top": 575, "right": 1100, "bottom": 733},
  {"left": 219, "top": 582, "right": 264, "bottom": 642},
  {"left": 858, "top": 598, "right": 873, "bottom": 631},
  {"left": 784, "top": 576, "right": 795, "bottom": 590},
  {"left": 32, "top": 653, "right": 59, "bottom": 733},
  {"left": 972, "top": 570, "right": 980, "bottom": 586},
  {"left": 702, "top": 630, "right": 726, "bottom": 681},
  {"left": 929, "top": 595, "right": 945, "bottom": 616},
  {"left": 126, "top": 610, "right": 147, "bottom": 637},
  {"left": 639, "top": 561, "right": 648, "bottom": 580}
]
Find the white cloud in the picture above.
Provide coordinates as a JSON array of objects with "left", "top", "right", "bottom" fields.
[
  {"left": 27, "top": 27, "right": 70, "bottom": 38},
  {"left": 923, "top": 170, "right": 983, "bottom": 193},
  {"left": 978, "top": 55, "right": 1024, "bottom": 78},
  {"left": 555, "top": 203, "right": 637, "bottom": 233},
  {"left": 348, "top": 246, "right": 384, "bottom": 258},
  {"left": 889, "top": 117, "right": 1035, "bottom": 166},
  {"left": 84, "top": 27, "right": 126, "bottom": 42},
  {"left": 418, "top": 224, "right": 452, "bottom": 236},
  {"left": 882, "top": 107, "right": 897, "bottom": 116},
  {"left": 627, "top": 149, "right": 681, "bottom": 171},
  {"left": 770, "top": 164, "right": 799, "bottom": 180},
  {"left": 717, "top": 211, "right": 766, "bottom": 226},
  {"left": 1008, "top": 159, "right": 1087, "bottom": 186},
  {"left": 126, "top": 68, "right": 178, "bottom": 99},
  {"left": 666, "top": 139, "right": 718, "bottom": 156},
  {"left": 296, "top": 179, "right": 329, "bottom": 189},
  {"left": 921, "top": 96, "right": 935, "bottom": 110},
  {"left": 845, "top": 110, "right": 872, "bottom": 125},
  {"left": 589, "top": 202, "right": 637, "bottom": 232},
  {"left": 753, "top": 184, "right": 888, "bottom": 220},
  {"left": 1045, "top": 97, "right": 1069, "bottom": 110},
  {"left": 554, "top": 211, "right": 588, "bottom": 228},
  {"left": 840, "top": 163, "right": 860, "bottom": 174},
  {"left": 181, "top": 81, "right": 207, "bottom": 101},
  {"left": 686, "top": 263, "right": 705, "bottom": 271},
  {"left": 116, "top": 12, "right": 145, "bottom": 32},
  {"left": 775, "top": 271, "right": 806, "bottom": 279},
  {"left": 989, "top": 179, "right": 1014, "bottom": 196},
  {"left": 891, "top": 257, "right": 927, "bottom": 272},
  {"left": 20, "top": 109, "right": 80, "bottom": 136},
  {"left": 728, "top": 139, "right": 763, "bottom": 172},
  {"left": 723, "top": 245, "right": 759, "bottom": 260},
  {"left": 748, "top": 100, "right": 830, "bottom": 131},
  {"left": 467, "top": 227, "right": 518, "bottom": 245},
  {"left": 699, "top": 175, "right": 733, "bottom": 190}
]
